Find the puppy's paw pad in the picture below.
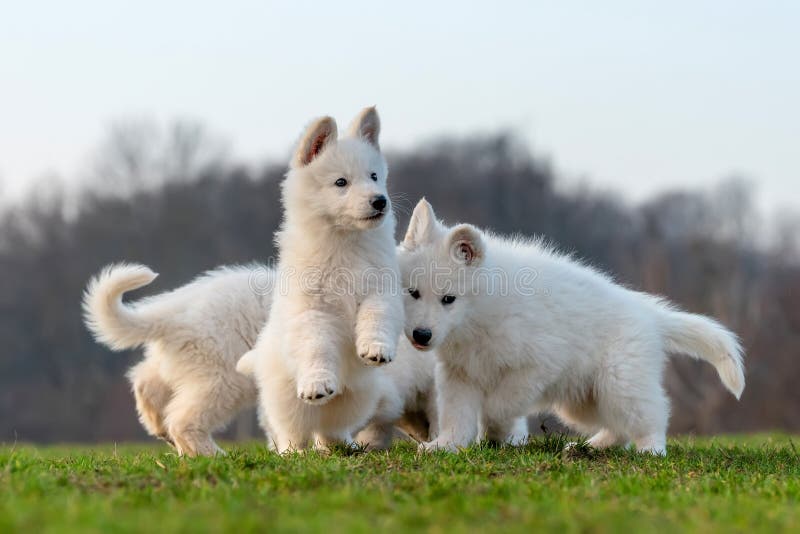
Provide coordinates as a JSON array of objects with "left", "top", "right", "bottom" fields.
[
  {"left": 358, "top": 341, "right": 394, "bottom": 366},
  {"left": 297, "top": 374, "right": 339, "bottom": 405}
]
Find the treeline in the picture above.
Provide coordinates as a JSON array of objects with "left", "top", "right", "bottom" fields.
[{"left": 1, "top": 123, "right": 798, "bottom": 442}]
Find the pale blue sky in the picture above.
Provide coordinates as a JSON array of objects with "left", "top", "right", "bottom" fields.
[{"left": 1, "top": 1, "right": 798, "bottom": 213}]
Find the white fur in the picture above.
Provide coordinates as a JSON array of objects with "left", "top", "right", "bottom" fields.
[
  {"left": 83, "top": 263, "right": 268, "bottom": 456},
  {"left": 238, "top": 340, "right": 437, "bottom": 451},
  {"left": 399, "top": 199, "right": 745, "bottom": 456},
  {"left": 246, "top": 107, "right": 407, "bottom": 452},
  {"left": 83, "top": 262, "right": 436, "bottom": 455}
]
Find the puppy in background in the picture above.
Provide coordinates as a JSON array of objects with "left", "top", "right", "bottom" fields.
[{"left": 83, "top": 264, "right": 269, "bottom": 456}]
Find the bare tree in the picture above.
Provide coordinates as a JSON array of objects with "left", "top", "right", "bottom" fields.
[
  {"left": 710, "top": 175, "right": 759, "bottom": 248},
  {"left": 89, "top": 118, "right": 227, "bottom": 197},
  {"left": 772, "top": 210, "right": 800, "bottom": 264}
]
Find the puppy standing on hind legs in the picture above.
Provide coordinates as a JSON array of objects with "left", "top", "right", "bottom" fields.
[
  {"left": 246, "top": 107, "right": 405, "bottom": 453},
  {"left": 399, "top": 199, "right": 745, "bottom": 456}
]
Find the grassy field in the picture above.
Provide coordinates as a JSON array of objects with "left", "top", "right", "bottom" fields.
[{"left": 1, "top": 434, "right": 798, "bottom": 533}]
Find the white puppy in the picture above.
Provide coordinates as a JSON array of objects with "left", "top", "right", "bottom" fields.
[
  {"left": 83, "top": 263, "right": 435, "bottom": 455},
  {"left": 83, "top": 264, "right": 268, "bottom": 456},
  {"left": 244, "top": 107, "right": 405, "bottom": 452},
  {"left": 399, "top": 199, "right": 745, "bottom": 455}
]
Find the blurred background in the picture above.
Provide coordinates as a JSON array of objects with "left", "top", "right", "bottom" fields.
[{"left": 1, "top": 1, "right": 798, "bottom": 442}]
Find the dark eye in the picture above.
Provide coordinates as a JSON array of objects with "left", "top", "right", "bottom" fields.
[
  {"left": 335, "top": 177, "right": 347, "bottom": 187},
  {"left": 408, "top": 288, "right": 421, "bottom": 300},
  {"left": 441, "top": 295, "right": 456, "bottom": 305},
  {"left": 370, "top": 172, "right": 378, "bottom": 181}
]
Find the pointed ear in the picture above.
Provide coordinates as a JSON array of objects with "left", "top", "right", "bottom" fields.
[
  {"left": 347, "top": 106, "right": 380, "bottom": 148},
  {"left": 448, "top": 224, "right": 484, "bottom": 266},
  {"left": 402, "top": 198, "right": 437, "bottom": 250},
  {"left": 292, "top": 116, "right": 337, "bottom": 168}
]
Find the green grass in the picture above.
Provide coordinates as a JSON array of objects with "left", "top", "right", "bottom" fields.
[{"left": 1, "top": 435, "right": 798, "bottom": 533}]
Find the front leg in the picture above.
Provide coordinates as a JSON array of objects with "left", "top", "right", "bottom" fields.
[
  {"left": 286, "top": 309, "right": 344, "bottom": 405},
  {"left": 355, "top": 292, "right": 402, "bottom": 366},
  {"left": 420, "top": 363, "right": 481, "bottom": 452}
]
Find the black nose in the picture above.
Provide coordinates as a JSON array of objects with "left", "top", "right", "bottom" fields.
[
  {"left": 412, "top": 328, "right": 432, "bottom": 345},
  {"left": 371, "top": 195, "right": 387, "bottom": 211}
]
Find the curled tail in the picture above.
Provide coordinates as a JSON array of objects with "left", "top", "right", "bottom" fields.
[
  {"left": 82, "top": 263, "right": 159, "bottom": 350},
  {"left": 659, "top": 307, "right": 745, "bottom": 399}
]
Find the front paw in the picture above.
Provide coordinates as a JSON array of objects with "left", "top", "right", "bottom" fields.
[
  {"left": 357, "top": 340, "right": 394, "bottom": 366},
  {"left": 297, "top": 372, "right": 340, "bottom": 405}
]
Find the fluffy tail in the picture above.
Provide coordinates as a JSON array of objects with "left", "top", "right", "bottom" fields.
[
  {"left": 659, "top": 307, "right": 745, "bottom": 399},
  {"left": 82, "top": 263, "right": 159, "bottom": 350}
]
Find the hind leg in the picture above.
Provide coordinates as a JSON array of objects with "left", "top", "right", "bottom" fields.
[
  {"left": 164, "top": 380, "right": 245, "bottom": 457},
  {"left": 595, "top": 350, "right": 670, "bottom": 456},
  {"left": 613, "top": 390, "right": 668, "bottom": 455},
  {"left": 622, "top": 384, "right": 669, "bottom": 455},
  {"left": 556, "top": 391, "right": 633, "bottom": 452},
  {"left": 168, "top": 424, "right": 223, "bottom": 457},
  {"left": 314, "top": 431, "right": 356, "bottom": 453},
  {"left": 355, "top": 422, "right": 394, "bottom": 451},
  {"left": 261, "top": 399, "right": 311, "bottom": 454},
  {"left": 127, "top": 359, "right": 173, "bottom": 443},
  {"left": 271, "top": 427, "right": 311, "bottom": 454},
  {"left": 554, "top": 395, "right": 606, "bottom": 451},
  {"left": 355, "top": 383, "right": 405, "bottom": 450},
  {"left": 164, "top": 398, "right": 224, "bottom": 457},
  {"left": 262, "top": 405, "right": 311, "bottom": 453},
  {"left": 633, "top": 432, "right": 667, "bottom": 455}
]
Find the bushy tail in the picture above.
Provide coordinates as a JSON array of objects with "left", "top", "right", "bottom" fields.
[
  {"left": 82, "top": 263, "right": 159, "bottom": 350},
  {"left": 659, "top": 307, "right": 745, "bottom": 399}
]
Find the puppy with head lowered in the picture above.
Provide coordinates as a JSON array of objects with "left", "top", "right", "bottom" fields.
[
  {"left": 399, "top": 199, "right": 745, "bottom": 456},
  {"left": 244, "top": 107, "right": 405, "bottom": 452}
]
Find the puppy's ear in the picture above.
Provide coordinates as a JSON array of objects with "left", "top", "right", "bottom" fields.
[
  {"left": 293, "top": 116, "right": 337, "bottom": 168},
  {"left": 347, "top": 106, "right": 380, "bottom": 148},
  {"left": 447, "top": 224, "right": 484, "bottom": 266},
  {"left": 402, "top": 198, "right": 438, "bottom": 250}
]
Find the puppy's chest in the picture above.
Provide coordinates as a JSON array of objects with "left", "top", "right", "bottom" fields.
[
  {"left": 298, "top": 258, "right": 390, "bottom": 307},
  {"left": 441, "top": 338, "right": 500, "bottom": 387},
  {"left": 442, "top": 331, "right": 533, "bottom": 390}
]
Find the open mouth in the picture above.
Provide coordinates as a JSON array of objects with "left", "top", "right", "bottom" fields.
[{"left": 411, "top": 341, "right": 431, "bottom": 351}]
